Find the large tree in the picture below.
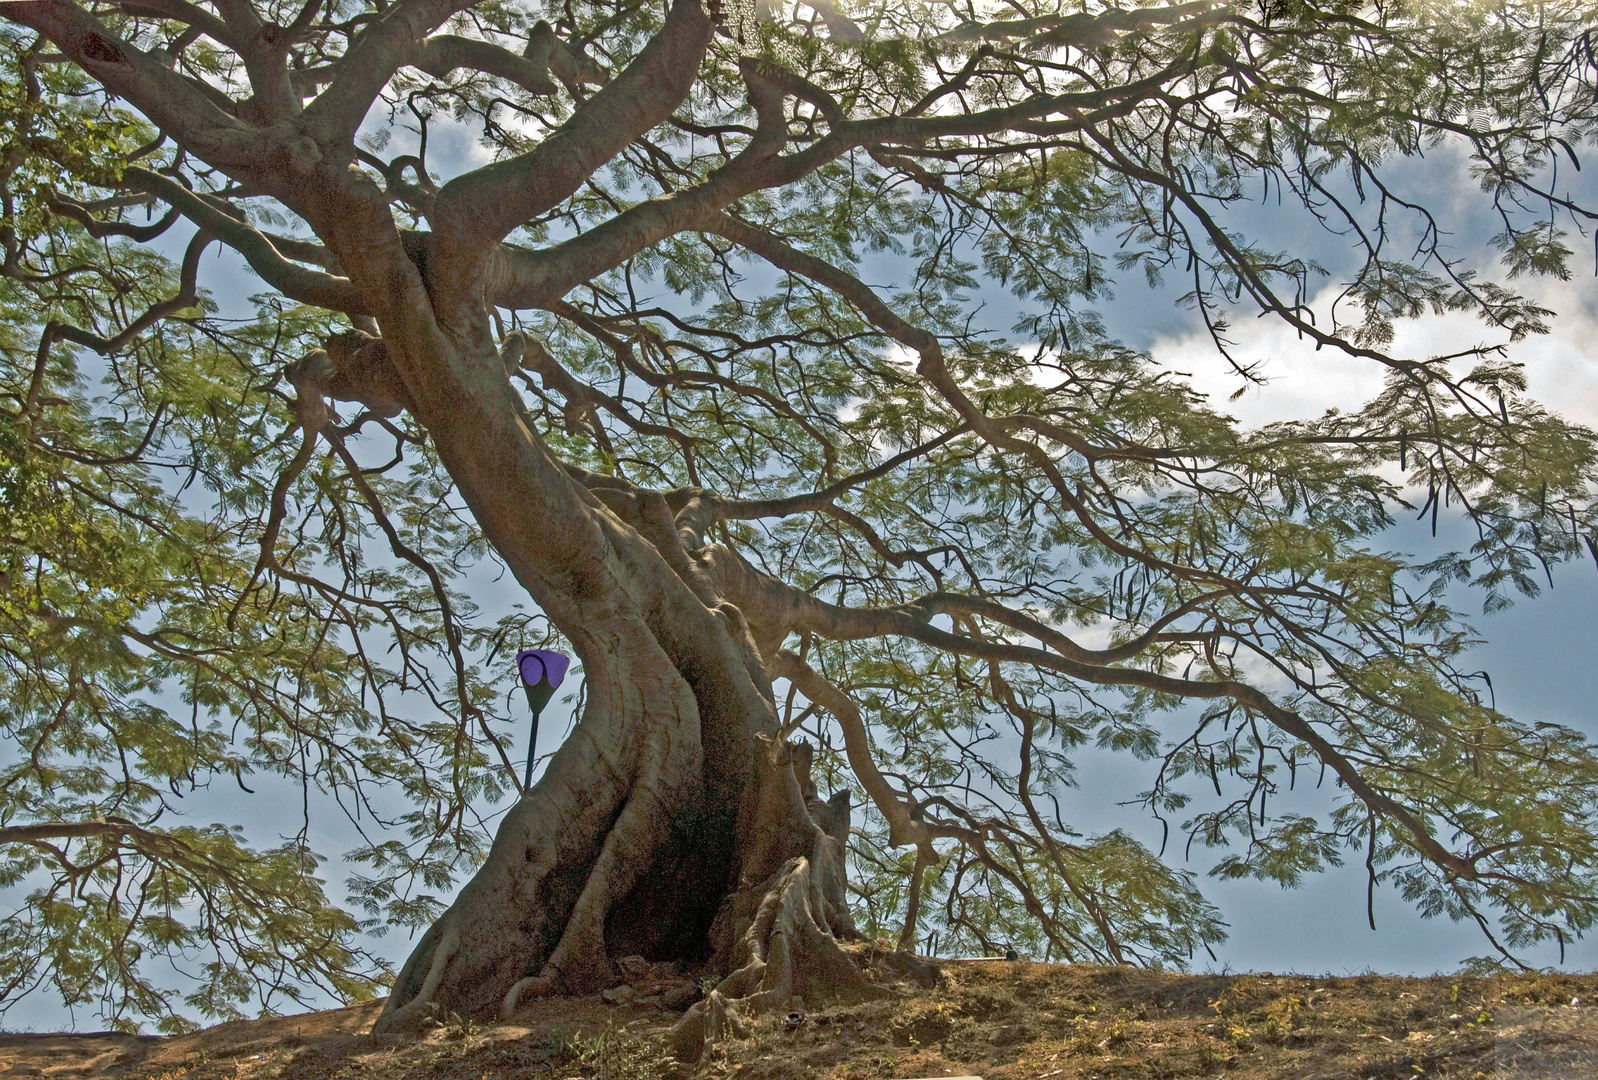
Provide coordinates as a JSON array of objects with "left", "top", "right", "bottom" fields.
[{"left": 3, "top": 0, "right": 1598, "bottom": 1049}]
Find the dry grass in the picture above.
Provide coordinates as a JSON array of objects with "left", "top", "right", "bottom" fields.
[{"left": 5, "top": 964, "right": 1596, "bottom": 1080}]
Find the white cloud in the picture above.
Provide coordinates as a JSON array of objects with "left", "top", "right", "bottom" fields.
[{"left": 1147, "top": 278, "right": 1598, "bottom": 432}]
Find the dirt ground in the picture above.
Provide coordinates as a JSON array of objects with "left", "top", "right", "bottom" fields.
[{"left": 5, "top": 962, "right": 1597, "bottom": 1080}]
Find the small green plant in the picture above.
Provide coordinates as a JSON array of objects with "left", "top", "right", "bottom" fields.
[
  {"left": 441, "top": 1010, "right": 478, "bottom": 1039},
  {"left": 1102, "top": 1017, "right": 1133, "bottom": 1048},
  {"left": 1259, "top": 994, "right": 1307, "bottom": 1043},
  {"left": 547, "top": 1026, "right": 672, "bottom": 1080}
]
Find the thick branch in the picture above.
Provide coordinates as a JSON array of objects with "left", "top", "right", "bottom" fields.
[
  {"left": 941, "top": 1, "right": 1216, "bottom": 45},
  {"left": 118, "top": 0, "right": 239, "bottom": 49},
  {"left": 3, "top": 1, "right": 275, "bottom": 174},
  {"left": 298, "top": 0, "right": 466, "bottom": 142},
  {"left": 124, "top": 168, "right": 369, "bottom": 313},
  {"left": 411, "top": 34, "right": 558, "bottom": 95},
  {"left": 429, "top": 0, "right": 714, "bottom": 286}
]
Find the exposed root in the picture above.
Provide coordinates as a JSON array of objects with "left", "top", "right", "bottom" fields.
[
  {"left": 373, "top": 924, "right": 459, "bottom": 1034},
  {"left": 878, "top": 947, "right": 944, "bottom": 989},
  {"left": 372, "top": 634, "right": 711, "bottom": 1027},
  {"left": 535, "top": 763, "right": 694, "bottom": 994},
  {"left": 499, "top": 975, "right": 556, "bottom": 1018},
  {"left": 379, "top": 680, "right": 873, "bottom": 1050},
  {"left": 670, "top": 848, "right": 870, "bottom": 1063}
]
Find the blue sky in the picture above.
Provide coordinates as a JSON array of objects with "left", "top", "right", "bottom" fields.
[{"left": 1041, "top": 140, "right": 1598, "bottom": 976}]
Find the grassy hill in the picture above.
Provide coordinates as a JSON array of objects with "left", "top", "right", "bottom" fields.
[{"left": 4, "top": 961, "right": 1596, "bottom": 1080}]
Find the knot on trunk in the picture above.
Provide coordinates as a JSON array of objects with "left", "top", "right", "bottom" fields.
[
  {"left": 283, "top": 349, "right": 333, "bottom": 433},
  {"left": 285, "top": 331, "right": 415, "bottom": 425},
  {"left": 523, "top": 21, "right": 608, "bottom": 91}
]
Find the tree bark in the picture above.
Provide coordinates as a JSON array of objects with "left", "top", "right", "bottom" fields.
[{"left": 342, "top": 257, "right": 864, "bottom": 1051}]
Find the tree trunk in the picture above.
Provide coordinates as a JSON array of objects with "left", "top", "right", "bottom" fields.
[{"left": 344, "top": 278, "right": 864, "bottom": 1056}]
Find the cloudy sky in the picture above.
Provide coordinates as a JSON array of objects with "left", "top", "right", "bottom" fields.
[{"left": 1067, "top": 142, "right": 1598, "bottom": 975}]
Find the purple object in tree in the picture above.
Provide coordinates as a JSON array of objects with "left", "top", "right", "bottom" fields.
[
  {"left": 516, "top": 648, "right": 571, "bottom": 691},
  {"left": 515, "top": 648, "right": 570, "bottom": 791}
]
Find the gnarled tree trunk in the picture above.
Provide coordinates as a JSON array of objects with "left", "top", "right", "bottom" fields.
[
  {"left": 185, "top": 3, "right": 878, "bottom": 1042},
  {"left": 373, "top": 489, "right": 866, "bottom": 1051},
  {"left": 10, "top": 0, "right": 901, "bottom": 1047},
  {"left": 350, "top": 278, "right": 867, "bottom": 1052}
]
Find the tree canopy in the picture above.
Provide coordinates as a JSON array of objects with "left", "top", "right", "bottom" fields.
[{"left": 2, "top": 0, "right": 1597, "bottom": 1036}]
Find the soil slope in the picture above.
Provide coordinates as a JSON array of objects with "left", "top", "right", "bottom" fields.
[{"left": 5, "top": 961, "right": 1597, "bottom": 1080}]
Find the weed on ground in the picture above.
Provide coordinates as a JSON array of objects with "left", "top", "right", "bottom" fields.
[{"left": 4, "top": 964, "right": 1596, "bottom": 1079}]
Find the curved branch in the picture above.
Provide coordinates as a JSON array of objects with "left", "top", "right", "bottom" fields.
[
  {"left": 28, "top": 228, "right": 212, "bottom": 383},
  {"left": 3, "top": 1, "right": 270, "bottom": 171},
  {"left": 411, "top": 34, "right": 558, "bottom": 95},
  {"left": 511, "top": 331, "right": 701, "bottom": 451},
  {"left": 323, "top": 428, "right": 523, "bottom": 791},
  {"left": 491, "top": 52, "right": 1190, "bottom": 307},
  {"left": 941, "top": 0, "right": 1217, "bottom": 45},
  {"left": 45, "top": 197, "right": 182, "bottom": 242},
  {"left": 995, "top": 658, "right": 1126, "bottom": 963},
  {"left": 429, "top": 0, "right": 714, "bottom": 283},
  {"left": 768, "top": 649, "right": 935, "bottom": 854},
  {"left": 118, "top": 0, "right": 240, "bottom": 49},
  {"left": 123, "top": 168, "right": 369, "bottom": 313},
  {"left": 1, "top": 818, "right": 264, "bottom": 894},
  {"left": 706, "top": 210, "right": 1315, "bottom": 604},
  {"left": 672, "top": 426, "right": 968, "bottom": 540},
  {"left": 717, "top": 554, "right": 1478, "bottom": 885},
  {"left": 298, "top": 0, "right": 470, "bottom": 142}
]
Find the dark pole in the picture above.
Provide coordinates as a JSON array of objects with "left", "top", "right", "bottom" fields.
[{"left": 522, "top": 687, "right": 542, "bottom": 791}]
